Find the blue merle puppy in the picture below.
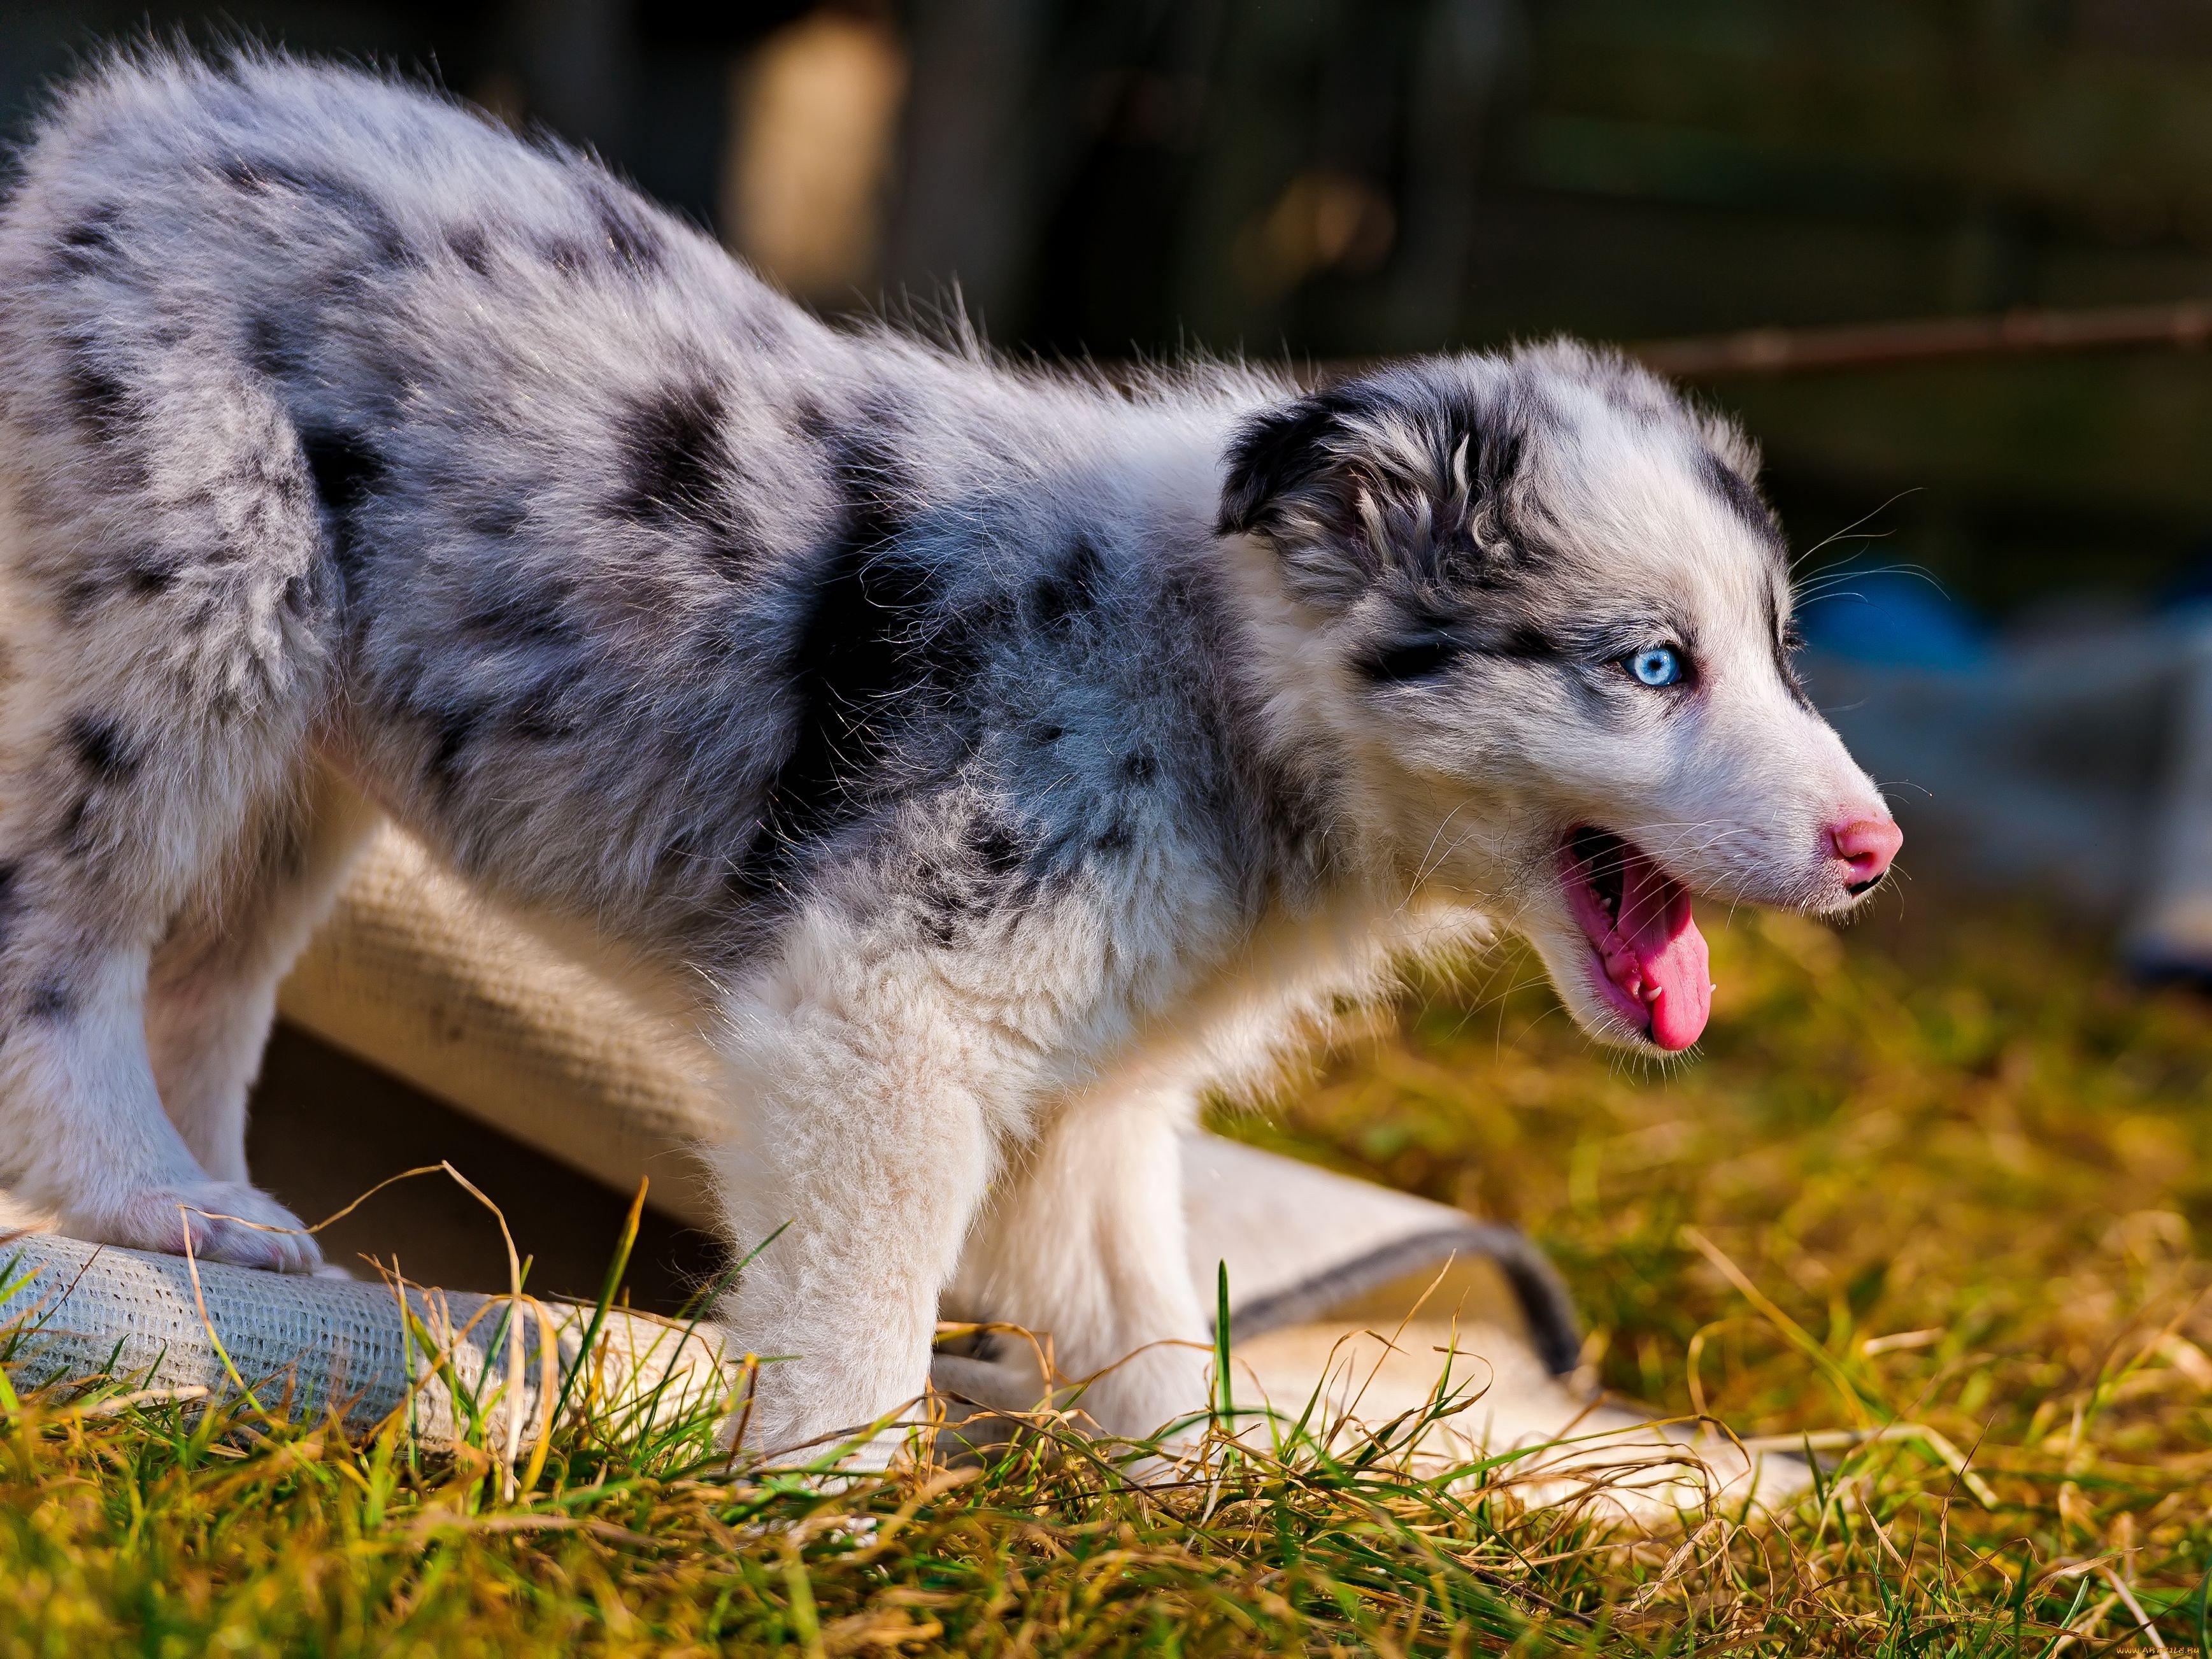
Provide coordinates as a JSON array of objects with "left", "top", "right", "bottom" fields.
[{"left": 0, "top": 52, "right": 1901, "bottom": 1453}]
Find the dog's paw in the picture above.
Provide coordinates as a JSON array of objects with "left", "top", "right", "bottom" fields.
[{"left": 65, "top": 1182, "right": 322, "bottom": 1275}]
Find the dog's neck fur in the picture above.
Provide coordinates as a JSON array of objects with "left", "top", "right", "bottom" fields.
[{"left": 1199, "top": 512, "right": 1501, "bottom": 924}]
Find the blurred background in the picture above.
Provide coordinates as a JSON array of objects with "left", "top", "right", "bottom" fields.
[
  {"left": 10, "top": 0, "right": 2212, "bottom": 611},
  {"left": 10, "top": 0, "right": 2212, "bottom": 1292}
]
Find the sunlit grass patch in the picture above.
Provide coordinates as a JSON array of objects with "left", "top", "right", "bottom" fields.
[
  {"left": 0, "top": 1364, "right": 1677, "bottom": 1652},
  {"left": 1218, "top": 901, "right": 2212, "bottom": 1649},
  {"left": 5, "top": 902, "right": 2212, "bottom": 1651}
]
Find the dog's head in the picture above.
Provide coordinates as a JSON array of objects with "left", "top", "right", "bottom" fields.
[{"left": 1219, "top": 341, "right": 1899, "bottom": 1054}]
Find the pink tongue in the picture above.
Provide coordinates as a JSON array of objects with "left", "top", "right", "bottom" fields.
[{"left": 1606, "top": 851, "right": 1711, "bottom": 1051}]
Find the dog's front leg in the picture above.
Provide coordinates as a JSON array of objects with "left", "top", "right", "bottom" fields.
[
  {"left": 706, "top": 944, "right": 1006, "bottom": 1464},
  {"left": 948, "top": 1083, "right": 1212, "bottom": 1442}
]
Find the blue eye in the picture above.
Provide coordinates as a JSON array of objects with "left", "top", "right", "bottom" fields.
[{"left": 1626, "top": 646, "right": 1683, "bottom": 687}]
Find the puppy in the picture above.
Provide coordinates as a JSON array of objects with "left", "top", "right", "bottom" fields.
[{"left": 0, "top": 52, "right": 1899, "bottom": 1453}]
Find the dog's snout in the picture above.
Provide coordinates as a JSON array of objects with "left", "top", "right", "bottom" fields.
[{"left": 1829, "top": 816, "right": 1902, "bottom": 894}]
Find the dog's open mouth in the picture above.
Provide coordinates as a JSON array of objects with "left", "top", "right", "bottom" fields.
[{"left": 1557, "top": 827, "right": 1711, "bottom": 1051}]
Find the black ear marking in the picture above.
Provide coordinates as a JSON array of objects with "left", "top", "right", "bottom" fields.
[
  {"left": 1221, "top": 369, "right": 1545, "bottom": 618},
  {"left": 1215, "top": 388, "right": 1364, "bottom": 538},
  {"left": 1700, "top": 447, "right": 1783, "bottom": 545}
]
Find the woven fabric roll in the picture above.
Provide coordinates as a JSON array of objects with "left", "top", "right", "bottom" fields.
[
  {"left": 0, "top": 1230, "right": 733, "bottom": 1449},
  {"left": 277, "top": 827, "right": 728, "bottom": 1229}
]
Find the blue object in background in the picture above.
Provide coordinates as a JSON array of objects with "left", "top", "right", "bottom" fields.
[
  {"left": 1795, "top": 569, "right": 1989, "bottom": 671},
  {"left": 2152, "top": 537, "right": 2212, "bottom": 616}
]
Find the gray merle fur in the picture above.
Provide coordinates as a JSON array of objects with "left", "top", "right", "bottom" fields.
[{"left": 0, "top": 51, "right": 1871, "bottom": 1453}]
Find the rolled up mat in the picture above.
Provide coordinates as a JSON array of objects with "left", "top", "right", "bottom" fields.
[
  {"left": 1181, "top": 1134, "right": 1581, "bottom": 1374},
  {"left": 276, "top": 828, "right": 729, "bottom": 1230},
  {"left": 0, "top": 1230, "right": 733, "bottom": 1449}
]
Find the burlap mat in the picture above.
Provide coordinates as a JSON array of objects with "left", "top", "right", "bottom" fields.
[{"left": 0, "top": 1228, "right": 731, "bottom": 1451}]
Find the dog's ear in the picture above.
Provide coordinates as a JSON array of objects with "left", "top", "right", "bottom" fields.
[
  {"left": 1695, "top": 413, "right": 1780, "bottom": 533},
  {"left": 1218, "top": 387, "right": 1396, "bottom": 609},
  {"left": 1219, "top": 382, "right": 1514, "bottom": 609},
  {"left": 1217, "top": 390, "right": 1360, "bottom": 541},
  {"left": 1699, "top": 411, "right": 1761, "bottom": 483}
]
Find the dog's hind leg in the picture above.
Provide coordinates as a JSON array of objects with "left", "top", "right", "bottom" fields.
[
  {"left": 0, "top": 335, "right": 336, "bottom": 1269},
  {"left": 947, "top": 1083, "right": 1212, "bottom": 1442},
  {"left": 143, "top": 770, "right": 381, "bottom": 1187},
  {"left": 0, "top": 608, "right": 334, "bottom": 1269},
  {"left": 0, "top": 690, "right": 333, "bottom": 1272}
]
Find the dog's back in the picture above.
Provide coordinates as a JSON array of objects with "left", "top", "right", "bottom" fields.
[{"left": 3, "top": 53, "right": 1277, "bottom": 946}]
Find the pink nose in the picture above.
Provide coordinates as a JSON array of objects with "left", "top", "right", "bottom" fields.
[{"left": 1829, "top": 816, "right": 1902, "bottom": 891}]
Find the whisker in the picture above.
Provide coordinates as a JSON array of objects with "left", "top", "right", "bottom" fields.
[{"left": 1789, "top": 488, "right": 1925, "bottom": 573}]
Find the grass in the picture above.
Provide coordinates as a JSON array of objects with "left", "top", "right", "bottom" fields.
[{"left": 7, "top": 899, "right": 2212, "bottom": 1652}]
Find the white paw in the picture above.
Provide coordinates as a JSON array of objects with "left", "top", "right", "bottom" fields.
[{"left": 66, "top": 1182, "right": 322, "bottom": 1275}]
